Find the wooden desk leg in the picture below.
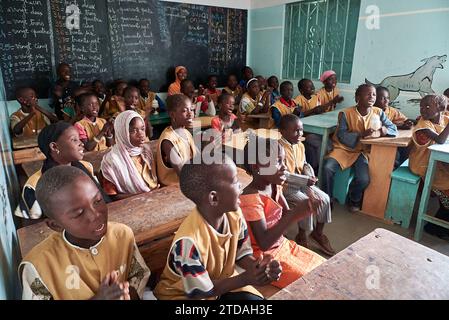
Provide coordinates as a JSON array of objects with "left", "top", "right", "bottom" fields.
[
  {"left": 317, "top": 129, "right": 328, "bottom": 188},
  {"left": 414, "top": 155, "right": 437, "bottom": 241},
  {"left": 361, "top": 145, "right": 397, "bottom": 219}
]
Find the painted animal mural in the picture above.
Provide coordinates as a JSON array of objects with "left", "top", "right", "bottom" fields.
[{"left": 366, "top": 55, "right": 447, "bottom": 101}]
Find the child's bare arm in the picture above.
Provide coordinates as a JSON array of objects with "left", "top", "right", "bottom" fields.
[
  {"left": 12, "top": 110, "right": 36, "bottom": 136},
  {"left": 34, "top": 104, "right": 58, "bottom": 123},
  {"left": 419, "top": 123, "right": 449, "bottom": 144},
  {"left": 161, "top": 140, "right": 184, "bottom": 175}
]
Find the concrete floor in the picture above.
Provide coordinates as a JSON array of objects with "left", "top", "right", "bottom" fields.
[{"left": 285, "top": 197, "right": 449, "bottom": 258}]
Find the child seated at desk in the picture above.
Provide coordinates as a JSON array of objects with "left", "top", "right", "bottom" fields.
[
  {"left": 375, "top": 86, "right": 414, "bottom": 129},
  {"left": 101, "top": 80, "right": 127, "bottom": 120},
  {"left": 223, "top": 74, "right": 243, "bottom": 107},
  {"left": 19, "top": 166, "right": 150, "bottom": 300},
  {"left": 62, "top": 87, "right": 92, "bottom": 124},
  {"left": 239, "top": 137, "right": 325, "bottom": 288},
  {"left": 409, "top": 94, "right": 449, "bottom": 239},
  {"left": 210, "top": 93, "right": 240, "bottom": 143},
  {"left": 322, "top": 84, "right": 398, "bottom": 212},
  {"left": 15, "top": 122, "right": 109, "bottom": 225},
  {"left": 138, "top": 78, "right": 166, "bottom": 113},
  {"left": 239, "top": 66, "right": 254, "bottom": 90},
  {"left": 123, "top": 86, "right": 147, "bottom": 118},
  {"left": 443, "top": 88, "right": 449, "bottom": 117},
  {"left": 180, "top": 79, "right": 215, "bottom": 117},
  {"left": 204, "top": 75, "right": 222, "bottom": 106},
  {"left": 168, "top": 66, "right": 188, "bottom": 96},
  {"left": 154, "top": 155, "right": 281, "bottom": 300},
  {"left": 75, "top": 92, "right": 114, "bottom": 152},
  {"left": 269, "top": 81, "right": 300, "bottom": 129},
  {"left": 101, "top": 110, "right": 159, "bottom": 201},
  {"left": 50, "top": 62, "right": 79, "bottom": 120},
  {"left": 93, "top": 80, "right": 106, "bottom": 105},
  {"left": 11, "top": 87, "right": 58, "bottom": 137},
  {"left": 156, "top": 94, "right": 197, "bottom": 186},
  {"left": 279, "top": 114, "right": 335, "bottom": 256},
  {"left": 267, "top": 76, "right": 280, "bottom": 105},
  {"left": 238, "top": 78, "right": 271, "bottom": 131},
  {"left": 316, "top": 70, "right": 344, "bottom": 112}
]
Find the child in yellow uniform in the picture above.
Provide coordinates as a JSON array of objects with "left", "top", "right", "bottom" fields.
[
  {"left": 101, "top": 110, "right": 159, "bottom": 201},
  {"left": 204, "top": 75, "right": 222, "bottom": 106},
  {"left": 101, "top": 80, "right": 127, "bottom": 120},
  {"left": 154, "top": 154, "right": 282, "bottom": 300},
  {"left": 270, "top": 81, "right": 300, "bottom": 128},
  {"left": 10, "top": 87, "right": 57, "bottom": 137},
  {"left": 409, "top": 94, "right": 449, "bottom": 238},
  {"left": 316, "top": 70, "right": 344, "bottom": 112},
  {"left": 138, "top": 78, "right": 166, "bottom": 113},
  {"left": 20, "top": 166, "right": 150, "bottom": 300},
  {"left": 238, "top": 78, "right": 271, "bottom": 130},
  {"left": 279, "top": 114, "right": 335, "bottom": 256},
  {"left": 375, "top": 86, "right": 414, "bottom": 129},
  {"left": 181, "top": 79, "right": 215, "bottom": 117},
  {"left": 156, "top": 94, "right": 197, "bottom": 186},
  {"left": 75, "top": 93, "right": 114, "bottom": 151},
  {"left": 239, "top": 137, "right": 325, "bottom": 289},
  {"left": 223, "top": 74, "right": 243, "bottom": 107},
  {"left": 322, "top": 84, "right": 398, "bottom": 211}
]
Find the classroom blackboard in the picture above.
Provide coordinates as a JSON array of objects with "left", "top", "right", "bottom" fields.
[{"left": 0, "top": 0, "right": 247, "bottom": 100}]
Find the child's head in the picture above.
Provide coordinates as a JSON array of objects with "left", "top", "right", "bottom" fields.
[
  {"left": 246, "top": 78, "right": 260, "bottom": 98},
  {"left": 320, "top": 70, "right": 337, "bottom": 90},
  {"left": 180, "top": 79, "right": 195, "bottom": 98},
  {"left": 38, "top": 122, "right": 84, "bottom": 165},
  {"left": 76, "top": 92, "right": 100, "bottom": 118},
  {"left": 123, "top": 86, "right": 140, "bottom": 109},
  {"left": 420, "top": 94, "right": 447, "bottom": 121},
  {"left": 36, "top": 166, "right": 108, "bottom": 243},
  {"left": 355, "top": 84, "right": 376, "bottom": 108},
  {"left": 375, "top": 86, "right": 390, "bottom": 110},
  {"left": 267, "top": 76, "right": 279, "bottom": 91},
  {"left": 57, "top": 63, "right": 71, "bottom": 81},
  {"left": 243, "top": 137, "right": 287, "bottom": 185},
  {"left": 227, "top": 74, "right": 238, "bottom": 90},
  {"left": 16, "top": 87, "right": 38, "bottom": 109},
  {"left": 279, "top": 81, "right": 294, "bottom": 100},
  {"left": 241, "top": 66, "right": 254, "bottom": 81},
  {"left": 180, "top": 154, "right": 241, "bottom": 213},
  {"left": 279, "top": 114, "right": 303, "bottom": 145},
  {"left": 175, "top": 66, "right": 188, "bottom": 82},
  {"left": 167, "top": 94, "right": 193, "bottom": 127},
  {"left": 138, "top": 78, "right": 150, "bottom": 95},
  {"left": 92, "top": 80, "right": 105, "bottom": 96},
  {"left": 114, "top": 110, "right": 146, "bottom": 148},
  {"left": 256, "top": 75, "right": 267, "bottom": 91},
  {"left": 114, "top": 80, "right": 128, "bottom": 97},
  {"left": 218, "top": 93, "right": 235, "bottom": 116},
  {"left": 444, "top": 88, "right": 449, "bottom": 99},
  {"left": 207, "top": 75, "right": 218, "bottom": 90},
  {"left": 298, "top": 79, "right": 315, "bottom": 97}
]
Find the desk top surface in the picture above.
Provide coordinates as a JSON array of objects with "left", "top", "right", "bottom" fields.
[
  {"left": 17, "top": 168, "right": 252, "bottom": 257},
  {"left": 12, "top": 135, "right": 39, "bottom": 150},
  {"left": 247, "top": 113, "right": 270, "bottom": 119},
  {"left": 428, "top": 141, "right": 449, "bottom": 153},
  {"left": 360, "top": 129, "right": 413, "bottom": 147},
  {"left": 301, "top": 110, "right": 340, "bottom": 129},
  {"left": 270, "top": 228, "right": 449, "bottom": 300},
  {"left": 223, "top": 129, "right": 282, "bottom": 150}
]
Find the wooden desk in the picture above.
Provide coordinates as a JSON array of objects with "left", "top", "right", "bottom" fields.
[
  {"left": 224, "top": 129, "right": 282, "bottom": 151},
  {"left": 21, "top": 141, "right": 159, "bottom": 178},
  {"left": 360, "top": 129, "right": 413, "bottom": 219},
  {"left": 12, "top": 136, "right": 39, "bottom": 149},
  {"left": 17, "top": 168, "right": 252, "bottom": 272},
  {"left": 414, "top": 142, "right": 449, "bottom": 241},
  {"left": 247, "top": 113, "right": 270, "bottom": 129},
  {"left": 271, "top": 228, "right": 449, "bottom": 300},
  {"left": 188, "top": 116, "right": 213, "bottom": 130},
  {"left": 301, "top": 110, "right": 340, "bottom": 186}
]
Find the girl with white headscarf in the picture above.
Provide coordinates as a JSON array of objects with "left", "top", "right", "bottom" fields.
[{"left": 101, "top": 110, "right": 159, "bottom": 200}]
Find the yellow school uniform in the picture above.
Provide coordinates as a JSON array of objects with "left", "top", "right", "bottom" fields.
[
  {"left": 101, "top": 96, "right": 124, "bottom": 120},
  {"left": 294, "top": 95, "right": 321, "bottom": 113},
  {"left": 10, "top": 109, "right": 50, "bottom": 137},
  {"left": 75, "top": 117, "right": 108, "bottom": 151},
  {"left": 238, "top": 92, "right": 265, "bottom": 130},
  {"left": 328, "top": 106, "right": 383, "bottom": 170},
  {"left": 279, "top": 138, "right": 305, "bottom": 174},
  {"left": 223, "top": 86, "right": 243, "bottom": 102},
  {"left": 20, "top": 222, "right": 150, "bottom": 300},
  {"left": 316, "top": 87, "right": 340, "bottom": 112},
  {"left": 156, "top": 126, "right": 196, "bottom": 186},
  {"left": 268, "top": 99, "right": 297, "bottom": 129},
  {"left": 382, "top": 106, "right": 408, "bottom": 125},
  {"left": 409, "top": 116, "right": 449, "bottom": 190},
  {"left": 154, "top": 207, "right": 261, "bottom": 300}
]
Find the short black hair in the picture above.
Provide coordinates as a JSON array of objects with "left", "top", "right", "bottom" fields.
[
  {"left": 376, "top": 86, "right": 389, "bottom": 95},
  {"left": 279, "top": 113, "right": 300, "bottom": 131},
  {"left": 75, "top": 92, "right": 97, "bottom": 107},
  {"left": 15, "top": 87, "right": 34, "bottom": 99},
  {"left": 443, "top": 88, "right": 449, "bottom": 98},
  {"left": 35, "top": 166, "right": 91, "bottom": 218},
  {"left": 267, "top": 75, "right": 278, "bottom": 84},
  {"left": 297, "top": 78, "right": 312, "bottom": 91},
  {"left": 207, "top": 75, "right": 217, "bottom": 82},
  {"left": 355, "top": 83, "right": 375, "bottom": 98},
  {"left": 123, "top": 86, "right": 139, "bottom": 97},
  {"left": 420, "top": 94, "right": 448, "bottom": 111},
  {"left": 92, "top": 79, "right": 104, "bottom": 86},
  {"left": 166, "top": 94, "right": 190, "bottom": 113},
  {"left": 180, "top": 79, "right": 193, "bottom": 92},
  {"left": 138, "top": 78, "right": 149, "bottom": 84},
  {"left": 217, "top": 92, "right": 233, "bottom": 105},
  {"left": 180, "top": 153, "right": 234, "bottom": 205},
  {"left": 241, "top": 66, "right": 252, "bottom": 73},
  {"left": 243, "top": 137, "right": 279, "bottom": 175},
  {"left": 280, "top": 81, "right": 293, "bottom": 92}
]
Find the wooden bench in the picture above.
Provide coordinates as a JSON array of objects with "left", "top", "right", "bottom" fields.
[{"left": 271, "top": 228, "right": 449, "bottom": 299}]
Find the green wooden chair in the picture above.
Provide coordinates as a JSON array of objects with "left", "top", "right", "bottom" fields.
[{"left": 333, "top": 167, "right": 354, "bottom": 205}]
